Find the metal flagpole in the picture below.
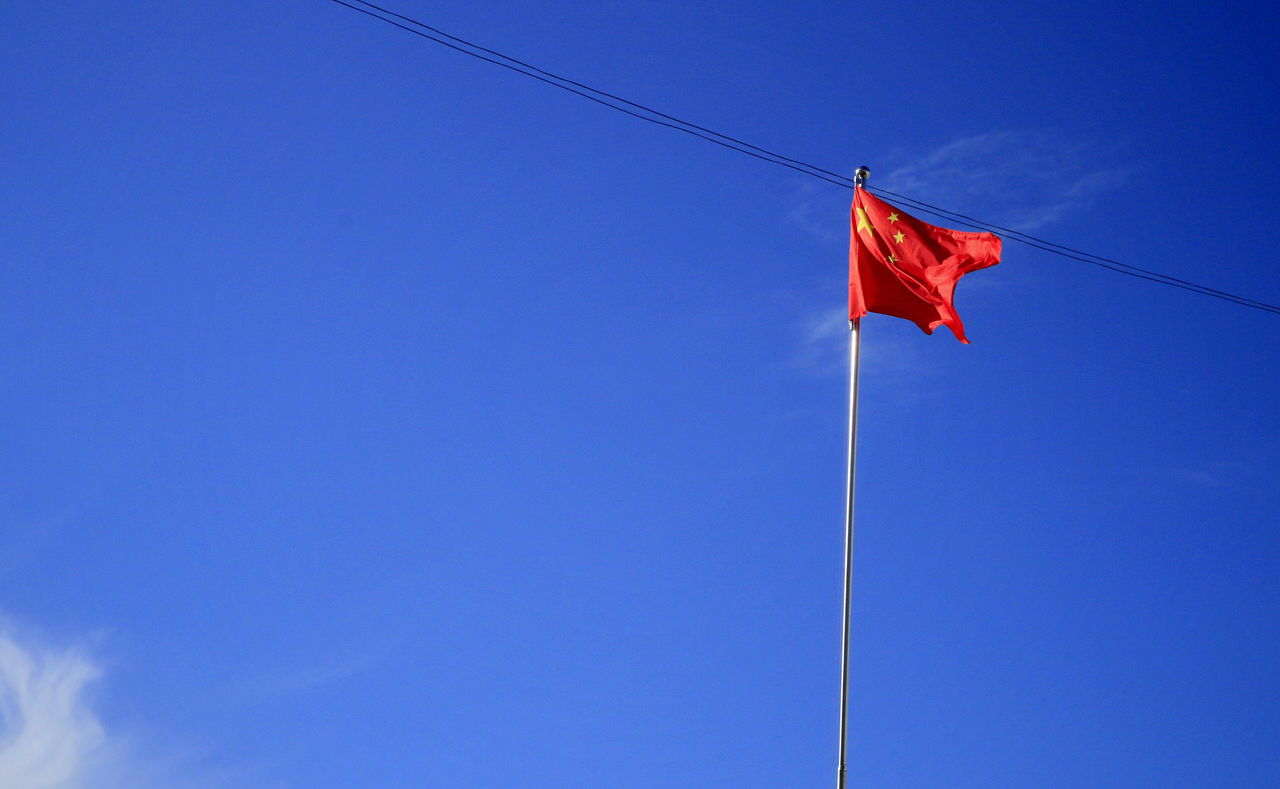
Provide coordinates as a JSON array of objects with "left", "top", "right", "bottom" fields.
[{"left": 836, "top": 165, "right": 870, "bottom": 789}]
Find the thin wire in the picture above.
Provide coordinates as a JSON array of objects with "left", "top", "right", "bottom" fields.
[
  {"left": 347, "top": 0, "right": 857, "bottom": 185},
  {"left": 869, "top": 186, "right": 1280, "bottom": 312},
  {"left": 330, "top": 0, "right": 1280, "bottom": 317},
  {"left": 869, "top": 187, "right": 1280, "bottom": 314},
  {"left": 329, "top": 0, "right": 851, "bottom": 188}
]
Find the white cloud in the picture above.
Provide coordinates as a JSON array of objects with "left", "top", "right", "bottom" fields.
[
  {"left": 0, "top": 626, "right": 263, "bottom": 789},
  {"left": 0, "top": 630, "right": 104, "bottom": 789},
  {"left": 881, "top": 131, "right": 1128, "bottom": 232},
  {"left": 1165, "top": 460, "right": 1256, "bottom": 490},
  {"left": 786, "top": 180, "right": 847, "bottom": 245},
  {"left": 232, "top": 648, "right": 388, "bottom": 705},
  {"left": 793, "top": 305, "right": 851, "bottom": 377},
  {"left": 793, "top": 305, "right": 936, "bottom": 397}
]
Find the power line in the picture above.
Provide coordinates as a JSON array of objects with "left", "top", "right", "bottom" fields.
[
  {"left": 328, "top": 0, "right": 851, "bottom": 189},
  {"left": 868, "top": 187, "right": 1280, "bottom": 314},
  {"left": 343, "top": 0, "right": 848, "bottom": 183},
  {"left": 330, "top": 0, "right": 1280, "bottom": 318}
]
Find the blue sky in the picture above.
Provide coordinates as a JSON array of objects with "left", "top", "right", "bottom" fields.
[{"left": 3, "top": 1, "right": 1279, "bottom": 786}]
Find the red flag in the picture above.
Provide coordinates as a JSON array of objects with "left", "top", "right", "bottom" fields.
[{"left": 849, "top": 188, "right": 1001, "bottom": 343}]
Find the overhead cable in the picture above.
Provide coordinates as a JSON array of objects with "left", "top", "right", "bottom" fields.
[{"left": 330, "top": 0, "right": 1280, "bottom": 317}]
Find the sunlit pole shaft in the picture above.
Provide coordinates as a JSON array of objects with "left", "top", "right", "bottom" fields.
[{"left": 836, "top": 315, "right": 861, "bottom": 789}]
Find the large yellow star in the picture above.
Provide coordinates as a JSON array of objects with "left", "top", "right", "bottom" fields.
[{"left": 855, "top": 207, "right": 875, "bottom": 237}]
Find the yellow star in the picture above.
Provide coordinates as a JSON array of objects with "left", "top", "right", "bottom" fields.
[
  {"left": 888, "top": 253, "right": 898, "bottom": 263},
  {"left": 855, "top": 207, "right": 875, "bottom": 237},
  {"left": 894, "top": 231, "right": 906, "bottom": 244},
  {"left": 888, "top": 212, "right": 900, "bottom": 223}
]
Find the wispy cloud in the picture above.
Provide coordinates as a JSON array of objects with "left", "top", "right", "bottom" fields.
[
  {"left": 882, "top": 131, "right": 1128, "bottom": 232},
  {"left": 232, "top": 646, "right": 390, "bottom": 705},
  {"left": 786, "top": 180, "right": 847, "bottom": 245},
  {"left": 784, "top": 130, "right": 1127, "bottom": 246},
  {"left": 793, "top": 305, "right": 936, "bottom": 395},
  {"left": 1165, "top": 460, "right": 1255, "bottom": 490},
  {"left": 794, "top": 305, "right": 852, "bottom": 378},
  {"left": 0, "top": 624, "right": 264, "bottom": 789},
  {"left": 0, "top": 630, "right": 104, "bottom": 789},
  {"left": 0, "top": 517, "right": 68, "bottom": 581}
]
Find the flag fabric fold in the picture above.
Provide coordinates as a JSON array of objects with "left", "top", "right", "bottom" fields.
[{"left": 849, "top": 188, "right": 1001, "bottom": 343}]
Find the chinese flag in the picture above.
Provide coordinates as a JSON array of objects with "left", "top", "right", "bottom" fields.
[{"left": 850, "top": 188, "right": 1001, "bottom": 343}]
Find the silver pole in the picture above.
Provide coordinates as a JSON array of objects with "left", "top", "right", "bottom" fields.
[
  {"left": 836, "top": 316, "right": 861, "bottom": 789},
  {"left": 837, "top": 166, "right": 870, "bottom": 789}
]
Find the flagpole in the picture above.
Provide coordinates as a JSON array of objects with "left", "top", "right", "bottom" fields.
[{"left": 837, "top": 166, "right": 870, "bottom": 789}]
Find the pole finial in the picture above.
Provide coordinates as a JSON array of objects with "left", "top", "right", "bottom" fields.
[{"left": 854, "top": 166, "right": 870, "bottom": 187}]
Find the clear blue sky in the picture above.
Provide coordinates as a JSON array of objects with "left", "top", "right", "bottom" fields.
[{"left": 3, "top": 1, "right": 1279, "bottom": 786}]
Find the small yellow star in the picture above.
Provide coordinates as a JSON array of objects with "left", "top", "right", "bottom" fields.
[
  {"left": 888, "top": 253, "right": 898, "bottom": 263},
  {"left": 855, "top": 207, "right": 875, "bottom": 237},
  {"left": 894, "top": 231, "right": 906, "bottom": 244},
  {"left": 888, "top": 212, "right": 900, "bottom": 223}
]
